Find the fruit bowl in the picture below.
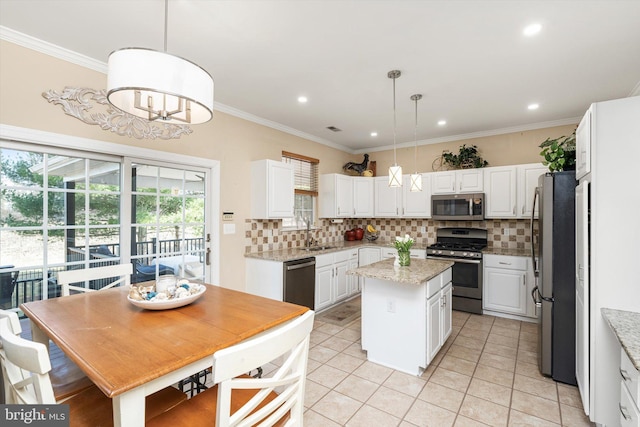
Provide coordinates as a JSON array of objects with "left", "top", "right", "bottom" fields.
[{"left": 365, "top": 225, "right": 379, "bottom": 241}]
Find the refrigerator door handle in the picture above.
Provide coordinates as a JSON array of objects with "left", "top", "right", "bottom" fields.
[{"left": 530, "top": 187, "right": 540, "bottom": 277}]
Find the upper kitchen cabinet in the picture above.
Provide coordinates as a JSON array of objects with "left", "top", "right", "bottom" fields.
[
  {"left": 431, "top": 169, "right": 483, "bottom": 195},
  {"left": 576, "top": 109, "right": 591, "bottom": 180},
  {"left": 374, "top": 176, "right": 401, "bottom": 217},
  {"left": 518, "top": 163, "right": 547, "bottom": 218},
  {"left": 250, "top": 160, "right": 294, "bottom": 219},
  {"left": 402, "top": 174, "right": 432, "bottom": 218},
  {"left": 484, "top": 166, "right": 517, "bottom": 218},
  {"left": 319, "top": 174, "right": 373, "bottom": 218}
]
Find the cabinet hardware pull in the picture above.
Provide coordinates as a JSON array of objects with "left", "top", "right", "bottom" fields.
[
  {"left": 522, "top": 274, "right": 526, "bottom": 286},
  {"left": 620, "top": 368, "right": 631, "bottom": 381},
  {"left": 619, "top": 403, "right": 631, "bottom": 420},
  {"left": 498, "top": 262, "right": 511, "bottom": 265},
  {"left": 522, "top": 206, "right": 525, "bottom": 215}
]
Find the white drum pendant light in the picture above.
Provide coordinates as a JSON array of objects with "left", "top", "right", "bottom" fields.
[
  {"left": 410, "top": 94, "right": 423, "bottom": 192},
  {"left": 388, "top": 70, "right": 402, "bottom": 188},
  {"left": 107, "top": 0, "right": 213, "bottom": 124}
]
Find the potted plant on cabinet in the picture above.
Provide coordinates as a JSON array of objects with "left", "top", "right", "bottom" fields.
[{"left": 539, "top": 132, "right": 576, "bottom": 172}]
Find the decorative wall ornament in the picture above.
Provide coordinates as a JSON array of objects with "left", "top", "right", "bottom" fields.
[{"left": 42, "top": 87, "right": 193, "bottom": 140}]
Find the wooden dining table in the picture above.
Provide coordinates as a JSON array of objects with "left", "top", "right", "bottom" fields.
[{"left": 21, "top": 283, "right": 309, "bottom": 427}]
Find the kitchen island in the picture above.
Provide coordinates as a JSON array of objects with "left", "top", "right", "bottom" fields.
[{"left": 348, "top": 258, "right": 454, "bottom": 376}]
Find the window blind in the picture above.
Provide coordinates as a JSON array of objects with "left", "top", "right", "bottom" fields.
[{"left": 282, "top": 151, "right": 318, "bottom": 197}]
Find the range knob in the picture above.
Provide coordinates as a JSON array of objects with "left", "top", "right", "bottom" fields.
[
  {"left": 463, "top": 252, "right": 468, "bottom": 256},
  {"left": 449, "top": 251, "right": 454, "bottom": 255},
  {"left": 437, "top": 250, "right": 442, "bottom": 255}
]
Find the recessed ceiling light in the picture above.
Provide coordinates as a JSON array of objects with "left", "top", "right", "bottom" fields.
[
  {"left": 528, "top": 103, "right": 539, "bottom": 110},
  {"left": 370, "top": 132, "right": 378, "bottom": 137},
  {"left": 297, "top": 96, "right": 308, "bottom": 103},
  {"left": 523, "top": 23, "right": 542, "bottom": 37},
  {"left": 437, "top": 120, "right": 447, "bottom": 126}
]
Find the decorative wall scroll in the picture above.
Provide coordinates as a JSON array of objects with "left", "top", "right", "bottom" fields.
[{"left": 42, "top": 87, "right": 193, "bottom": 140}]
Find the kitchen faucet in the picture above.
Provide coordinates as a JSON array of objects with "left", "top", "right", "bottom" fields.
[{"left": 305, "top": 218, "right": 314, "bottom": 248}]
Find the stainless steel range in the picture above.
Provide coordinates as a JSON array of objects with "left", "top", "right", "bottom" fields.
[{"left": 426, "top": 227, "right": 487, "bottom": 314}]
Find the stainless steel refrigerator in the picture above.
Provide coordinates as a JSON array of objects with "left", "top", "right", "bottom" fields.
[{"left": 531, "top": 170, "right": 577, "bottom": 385}]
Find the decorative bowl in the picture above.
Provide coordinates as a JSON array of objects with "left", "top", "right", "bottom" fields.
[
  {"left": 127, "top": 283, "right": 206, "bottom": 310},
  {"left": 364, "top": 230, "right": 379, "bottom": 241}
]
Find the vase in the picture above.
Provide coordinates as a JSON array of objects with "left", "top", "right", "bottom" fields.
[{"left": 397, "top": 250, "right": 411, "bottom": 267}]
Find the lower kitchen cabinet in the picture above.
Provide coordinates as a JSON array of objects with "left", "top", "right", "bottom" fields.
[
  {"left": 483, "top": 254, "right": 535, "bottom": 319},
  {"left": 619, "top": 347, "right": 640, "bottom": 426},
  {"left": 427, "top": 282, "right": 452, "bottom": 363},
  {"left": 315, "top": 249, "right": 358, "bottom": 311}
]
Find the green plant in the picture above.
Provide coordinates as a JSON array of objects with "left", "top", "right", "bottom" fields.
[
  {"left": 539, "top": 132, "right": 576, "bottom": 172},
  {"left": 393, "top": 234, "right": 414, "bottom": 252},
  {"left": 442, "top": 144, "right": 489, "bottom": 169}
]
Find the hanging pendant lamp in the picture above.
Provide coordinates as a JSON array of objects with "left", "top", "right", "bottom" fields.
[
  {"left": 410, "top": 94, "right": 423, "bottom": 192},
  {"left": 388, "top": 70, "right": 402, "bottom": 188},
  {"left": 107, "top": 0, "right": 214, "bottom": 124}
]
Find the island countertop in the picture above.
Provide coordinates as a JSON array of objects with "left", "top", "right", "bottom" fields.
[{"left": 348, "top": 258, "right": 453, "bottom": 285}]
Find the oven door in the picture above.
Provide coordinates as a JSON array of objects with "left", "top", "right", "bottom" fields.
[{"left": 426, "top": 256, "right": 482, "bottom": 299}]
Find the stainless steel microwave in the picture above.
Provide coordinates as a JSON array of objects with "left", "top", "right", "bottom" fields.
[{"left": 431, "top": 193, "right": 484, "bottom": 221}]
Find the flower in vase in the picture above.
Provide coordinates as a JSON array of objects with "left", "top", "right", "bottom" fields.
[{"left": 393, "top": 234, "right": 414, "bottom": 252}]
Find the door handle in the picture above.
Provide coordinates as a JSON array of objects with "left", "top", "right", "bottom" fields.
[{"left": 205, "top": 248, "right": 211, "bottom": 266}]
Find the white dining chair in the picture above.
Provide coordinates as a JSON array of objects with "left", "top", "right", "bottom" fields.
[
  {"left": 57, "top": 263, "right": 132, "bottom": 296},
  {"left": 147, "top": 310, "right": 315, "bottom": 427},
  {"left": 0, "top": 308, "right": 94, "bottom": 403},
  {"left": 0, "top": 317, "right": 187, "bottom": 424}
]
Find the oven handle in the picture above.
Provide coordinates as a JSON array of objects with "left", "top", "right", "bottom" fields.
[{"left": 426, "top": 256, "right": 481, "bottom": 265}]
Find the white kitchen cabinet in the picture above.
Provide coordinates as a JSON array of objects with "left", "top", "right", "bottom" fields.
[
  {"left": 576, "top": 109, "right": 591, "bottom": 180},
  {"left": 315, "top": 254, "right": 334, "bottom": 311},
  {"left": 619, "top": 349, "right": 640, "bottom": 427},
  {"left": 431, "top": 169, "right": 483, "bottom": 195},
  {"left": 250, "top": 159, "right": 294, "bottom": 219},
  {"left": 484, "top": 166, "right": 517, "bottom": 218},
  {"left": 517, "top": 163, "right": 547, "bottom": 218},
  {"left": 402, "top": 174, "right": 432, "bottom": 217},
  {"left": 320, "top": 174, "right": 374, "bottom": 218},
  {"left": 374, "top": 176, "right": 401, "bottom": 217},
  {"left": 245, "top": 258, "right": 284, "bottom": 301},
  {"left": 315, "top": 249, "right": 359, "bottom": 311},
  {"left": 483, "top": 255, "right": 532, "bottom": 318},
  {"left": 426, "top": 278, "right": 453, "bottom": 364}
]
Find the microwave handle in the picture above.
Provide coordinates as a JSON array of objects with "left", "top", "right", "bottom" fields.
[{"left": 469, "top": 198, "right": 473, "bottom": 216}]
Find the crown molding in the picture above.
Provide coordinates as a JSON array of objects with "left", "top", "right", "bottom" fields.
[{"left": 355, "top": 116, "right": 582, "bottom": 154}]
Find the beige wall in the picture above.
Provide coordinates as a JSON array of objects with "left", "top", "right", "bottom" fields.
[{"left": 1, "top": 40, "right": 577, "bottom": 292}]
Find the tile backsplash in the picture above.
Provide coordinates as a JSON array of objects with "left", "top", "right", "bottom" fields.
[{"left": 245, "top": 218, "right": 537, "bottom": 253}]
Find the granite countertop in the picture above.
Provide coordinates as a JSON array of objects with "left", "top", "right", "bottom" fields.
[
  {"left": 347, "top": 258, "right": 454, "bottom": 285},
  {"left": 245, "top": 240, "right": 428, "bottom": 262},
  {"left": 602, "top": 308, "right": 640, "bottom": 371}
]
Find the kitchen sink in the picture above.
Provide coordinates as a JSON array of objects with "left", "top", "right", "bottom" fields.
[{"left": 304, "top": 246, "right": 335, "bottom": 252}]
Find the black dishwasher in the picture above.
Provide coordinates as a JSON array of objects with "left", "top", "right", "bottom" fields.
[{"left": 283, "top": 257, "right": 316, "bottom": 310}]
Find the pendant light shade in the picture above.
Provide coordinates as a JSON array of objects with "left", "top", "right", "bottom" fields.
[
  {"left": 107, "top": 48, "right": 214, "bottom": 124},
  {"left": 106, "top": 0, "right": 214, "bottom": 124},
  {"left": 387, "top": 70, "right": 402, "bottom": 188},
  {"left": 410, "top": 93, "right": 423, "bottom": 192}
]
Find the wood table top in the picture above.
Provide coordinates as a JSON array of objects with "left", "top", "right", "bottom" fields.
[{"left": 21, "top": 284, "right": 308, "bottom": 398}]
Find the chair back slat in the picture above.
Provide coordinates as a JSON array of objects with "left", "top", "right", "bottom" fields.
[
  {"left": 57, "top": 263, "right": 133, "bottom": 296},
  {"left": 0, "top": 309, "right": 22, "bottom": 336}
]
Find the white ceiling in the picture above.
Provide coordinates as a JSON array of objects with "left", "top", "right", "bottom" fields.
[{"left": 1, "top": 0, "right": 639, "bottom": 153}]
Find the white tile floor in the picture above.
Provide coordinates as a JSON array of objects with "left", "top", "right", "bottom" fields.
[{"left": 300, "top": 308, "right": 594, "bottom": 427}]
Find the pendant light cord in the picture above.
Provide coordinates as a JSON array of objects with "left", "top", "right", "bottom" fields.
[
  {"left": 413, "top": 96, "right": 417, "bottom": 171},
  {"left": 392, "top": 74, "right": 397, "bottom": 165},
  {"left": 163, "top": 0, "right": 168, "bottom": 53}
]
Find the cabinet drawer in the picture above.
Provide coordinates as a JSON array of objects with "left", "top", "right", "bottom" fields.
[
  {"left": 381, "top": 248, "right": 396, "bottom": 258},
  {"left": 315, "top": 253, "right": 334, "bottom": 268},
  {"left": 621, "top": 350, "right": 640, "bottom": 408},
  {"left": 425, "top": 275, "right": 443, "bottom": 299},
  {"left": 620, "top": 383, "right": 640, "bottom": 427},
  {"left": 484, "top": 255, "right": 527, "bottom": 270},
  {"left": 334, "top": 249, "right": 353, "bottom": 263}
]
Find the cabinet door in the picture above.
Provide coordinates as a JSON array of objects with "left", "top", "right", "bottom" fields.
[
  {"left": 576, "top": 109, "right": 591, "bottom": 180},
  {"left": 518, "top": 164, "right": 547, "bottom": 218},
  {"left": 353, "top": 177, "right": 374, "bottom": 217},
  {"left": 315, "top": 265, "right": 333, "bottom": 311},
  {"left": 268, "top": 161, "right": 295, "bottom": 218},
  {"left": 441, "top": 284, "right": 452, "bottom": 343},
  {"left": 575, "top": 180, "right": 590, "bottom": 414},
  {"left": 334, "top": 260, "right": 349, "bottom": 302},
  {"left": 484, "top": 167, "right": 517, "bottom": 218},
  {"left": 457, "top": 169, "right": 483, "bottom": 193},
  {"left": 374, "top": 177, "right": 401, "bottom": 217},
  {"left": 484, "top": 267, "right": 527, "bottom": 315},
  {"left": 431, "top": 171, "right": 456, "bottom": 194},
  {"left": 426, "top": 293, "right": 442, "bottom": 363},
  {"left": 335, "top": 174, "right": 354, "bottom": 217},
  {"left": 402, "top": 174, "right": 431, "bottom": 217}
]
